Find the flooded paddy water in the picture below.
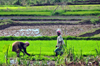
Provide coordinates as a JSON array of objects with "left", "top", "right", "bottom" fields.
[
  {"left": 10, "top": 57, "right": 55, "bottom": 66},
  {"left": 15, "top": 29, "right": 41, "bottom": 37}
]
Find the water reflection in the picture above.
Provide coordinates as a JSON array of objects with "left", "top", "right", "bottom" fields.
[
  {"left": 14, "top": 29, "right": 42, "bottom": 37},
  {"left": 0, "top": 29, "right": 42, "bottom": 37}
]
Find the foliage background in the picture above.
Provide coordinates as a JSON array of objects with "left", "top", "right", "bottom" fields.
[{"left": 0, "top": 0, "right": 100, "bottom": 6}]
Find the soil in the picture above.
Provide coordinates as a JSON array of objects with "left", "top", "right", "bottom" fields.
[
  {"left": 0, "top": 16, "right": 100, "bottom": 37},
  {"left": 79, "top": 28, "right": 100, "bottom": 37},
  {"left": 0, "top": 16, "right": 98, "bottom": 20},
  {"left": 9, "top": 57, "right": 100, "bottom": 66},
  {"left": 0, "top": 24, "right": 100, "bottom": 37}
]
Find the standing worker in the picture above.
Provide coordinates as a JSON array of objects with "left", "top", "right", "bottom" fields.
[
  {"left": 12, "top": 41, "right": 30, "bottom": 57},
  {"left": 55, "top": 29, "right": 65, "bottom": 56}
]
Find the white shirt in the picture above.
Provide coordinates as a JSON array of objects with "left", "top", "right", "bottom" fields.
[{"left": 57, "top": 35, "right": 65, "bottom": 47}]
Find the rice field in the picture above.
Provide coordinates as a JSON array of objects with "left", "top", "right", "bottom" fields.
[
  {"left": 0, "top": 12, "right": 51, "bottom": 16},
  {"left": 0, "top": 5, "right": 100, "bottom": 10},
  {"left": 0, "top": 40, "right": 100, "bottom": 63},
  {"left": 62, "top": 11, "right": 100, "bottom": 16},
  {"left": 0, "top": 5, "right": 100, "bottom": 16},
  {"left": 0, "top": 4, "right": 100, "bottom": 65}
]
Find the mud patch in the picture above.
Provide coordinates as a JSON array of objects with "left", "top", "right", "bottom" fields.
[
  {"left": 0, "top": 25, "right": 100, "bottom": 37},
  {"left": 79, "top": 28, "right": 100, "bottom": 37}
]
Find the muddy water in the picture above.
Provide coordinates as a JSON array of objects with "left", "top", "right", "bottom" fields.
[
  {"left": 10, "top": 58, "right": 55, "bottom": 66},
  {"left": 0, "top": 28, "right": 42, "bottom": 37},
  {"left": 16, "top": 29, "right": 42, "bottom": 37}
]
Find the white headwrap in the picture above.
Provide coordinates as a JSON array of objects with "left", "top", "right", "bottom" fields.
[
  {"left": 25, "top": 41, "right": 29, "bottom": 46},
  {"left": 56, "top": 28, "right": 61, "bottom": 34}
]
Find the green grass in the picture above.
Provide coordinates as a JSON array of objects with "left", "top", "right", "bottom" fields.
[
  {"left": 0, "top": 40, "right": 56, "bottom": 63},
  {"left": 0, "top": 12, "right": 51, "bottom": 16},
  {"left": 62, "top": 11, "right": 100, "bottom": 16},
  {"left": 0, "top": 10, "right": 100, "bottom": 16},
  {"left": 0, "top": 5, "right": 100, "bottom": 10},
  {"left": 67, "top": 40, "right": 100, "bottom": 55},
  {"left": 0, "top": 5, "right": 100, "bottom": 16},
  {"left": 0, "top": 40, "right": 100, "bottom": 63}
]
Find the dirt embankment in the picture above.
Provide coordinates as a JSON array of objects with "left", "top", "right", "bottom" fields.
[
  {"left": 79, "top": 28, "right": 100, "bottom": 37},
  {"left": 0, "top": 24, "right": 11, "bottom": 30},
  {"left": 11, "top": 19, "right": 81, "bottom": 21}
]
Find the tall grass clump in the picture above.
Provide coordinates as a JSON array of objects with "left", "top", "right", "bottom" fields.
[
  {"left": 95, "top": 41, "right": 100, "bottom": 56},
  {"left": 3, "top": 44, "right": 10, "bottom": 65},
  {"left": 55, "top": 40, "right": 67, "bottom": 65},
  {"left": 55, "top": 40, "right": 89, "bottom": 66},
  {"left": 54, "top": 39, "right": 83, "bottom": 65}
]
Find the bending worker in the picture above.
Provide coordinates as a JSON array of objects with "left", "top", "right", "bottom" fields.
[
  {"left": 12, "top": 41, "right": 30, "bottom": 57},
  {"left": 55, "top": 29, "right": 65, "bottom": 56}
]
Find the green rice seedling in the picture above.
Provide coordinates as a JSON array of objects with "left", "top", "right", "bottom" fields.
[
  {"left": 18, "top": 57, "right": 21, "bottom": 65},
  {"left": 3, "top": 44, "right": 10, "bottom": 65},
  {"left": 66, "top": 47, "right": 75, "bottom": 61},
  {"left": 27, "top": 57, "right": 33, "bottom": 66},
  {"left": 33, "top": 61, "right": 40, "bottom": 66},
  {"left": 62, "top": 11, "right": 100, "bottom": 16},
  {"left": 0, "top": 11, "right": 52, "bottom": 16},
  {"left": 39, "top": 46, "right": 41, "bottom": 58},
  {"left": 0, "top": 5, "right": 100, "bottom": 16},
  {"left": 55, "top": 40, "right": 68, "bottom": 66},
  {"left": 64, "top": 40, "right": 84, "bottom": 64},
  {"left": 95, "top": 41, "right": 100, "bottom": 56},
  {"left": 21, "top": 56, "right": 29, "bottom": 65},
  {"left": 0, "top": 5, "right": 100, "bottom": 11},
  {"left": 79, "top": 49, "right": 83, "bottom": 61},
  {"left": 55, "top": 41, "right": 75, "bottom": 65},
  {"left": 17, "top": 55, "right": 32, "bottom": 66},
  {"left": 1, "top": 40, "right": 100, "bottom": 64},
  {"left": 41, "top": 59, "right": 48, "bottom": 66}
]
